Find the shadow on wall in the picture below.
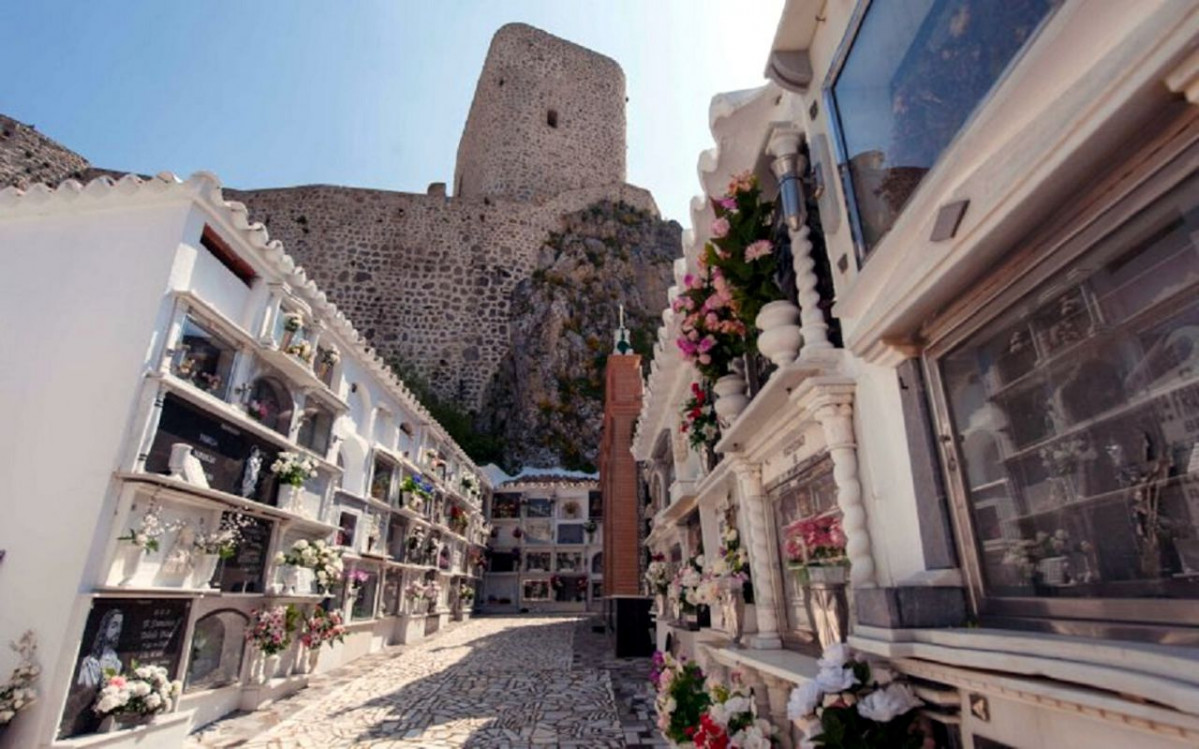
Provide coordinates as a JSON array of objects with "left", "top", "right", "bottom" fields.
[{"left": 323, "top": 617, "right": 620, "bottom": 747}]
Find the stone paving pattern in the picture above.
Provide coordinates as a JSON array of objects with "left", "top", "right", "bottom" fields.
[{"left": 187, "top": 614, "right": 666, "bottom": 748}]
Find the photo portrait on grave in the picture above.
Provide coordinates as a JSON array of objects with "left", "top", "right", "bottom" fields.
[
  {"left": 59, "top": 598, "right": 190, "bottom": 738},
  {"left": 77, "top": 608, "right": 124, "bottom": 688}
]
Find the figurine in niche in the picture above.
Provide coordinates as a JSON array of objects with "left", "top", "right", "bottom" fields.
[
  {"left": 239, "top": 446, "right": 265, "bottom": 498},
  {"left": 162, "top": 523, "right": 196, "bottom": 576},
  {"left": 406, "top": 527, "right": 424, "bottom": 564}
]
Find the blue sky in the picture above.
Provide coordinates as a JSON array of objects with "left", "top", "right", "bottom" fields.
[{"left": 0, "top": 1, "right": 783, "bottom": 224}]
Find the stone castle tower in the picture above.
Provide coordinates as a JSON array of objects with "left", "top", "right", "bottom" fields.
[{"left": 454, "top": 23, "right": 627, "bottom": 202}]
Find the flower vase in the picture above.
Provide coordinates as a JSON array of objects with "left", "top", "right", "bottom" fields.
[
  {"left": 755, "top": 300, "right": 802, "bottom": 366},
  {"left": 279, "top": 484, "right": 304, "bottom": 514},
  {"left": 801, "top": 565, "right": 849, "bottom": 586},
  {"left": 712, "top": 372, "right": 749, "bottom": 427},
  {"left": 101, "top": 713, "right": 152, "bottom": 732},
  {"left": 721, "top": 585, "right": 746, "bottom": 648},
  {"left": 189, "top": 553, "right": 221, "bottom": 589},
  {"left": 280, "top": 328, "right": 295, "bottom": 350},
  {"left": 280, "top": 565, "right": 302, "bottom": 594},
  {"left": 118, "top": 544, "right": 144, "bottom": 587},
  {"left": 804, "top": 580, "right": 849, "bottom": 651},
  {"left": 308, "top": 646, "right": 321, "bottom": 674},
  {"left": 255, "top": 653, "right": 281, "bottom": 684}
]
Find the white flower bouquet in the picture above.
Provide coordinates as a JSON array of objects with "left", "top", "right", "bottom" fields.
[
  {"left": 0, "top": 631, "right": 39, "bottom": 727},
  {"left": 93, "top": 663, "right": 181, "bottom": 718},
  {"left": 644, "top": 558, "right": 672, "bottom": 595},
  {"left": 786, "top": 644, "right": 923, "bottom": 749},
  {"left": 271, "top": 452, "right": 318, "bottom": 488},
  {"left": 117, "top": 500, "right": 180, "bottom": 553},
  {"left": 193, "top": 513, "right": 254, "bottom": 559},
  {"left": 282, "top": 311, "right": 304, "bottom": 332},
  {"left": 274, "top": 538, "right": 344, "bottom": 593}
]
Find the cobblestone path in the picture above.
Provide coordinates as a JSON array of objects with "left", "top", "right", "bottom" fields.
[{"left": 188, "top": 615, "right": 664, "bottom": 749}]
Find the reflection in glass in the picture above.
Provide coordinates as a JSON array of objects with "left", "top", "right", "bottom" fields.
[
  {"left": 185, "top": 611, "right": 247, "bottom": 692},
  {"left": 522, "top": 580, "right": 550, "bottom": 601},
  {"left": 941, "top": 174, "right": 1199, "bottom": 604},
  {"left": 555, "top": 552, "right": 583, "bottom": 573},
  {"left": 171, "top": 316, "right": 236, "bottom": 399},
  {"left": 351, "top": 570, "right": 379, "bottom": 621},
  {"left": 491, "top": 494, "right": 520, "bottom": 519},
  {"left": 557, "top": 524, "right": 585, "bottom": 545},
  {"left": 297, "top": 404, "right": 334, "bottom": 457},
  {"left": 771, "top": 458, "right": 837, "bottom": 641},
  {"left": 246, "top": 376, "right": 293, "bottom": 435},
  {"left": 831, "top": 0, "right": 1051, "bottom": 252},
  {"left": 525, "top": 552, "right": 552, "bottom": 573},
  {"left": 371, "top": 457, "right": 395, "bottom": 502}
]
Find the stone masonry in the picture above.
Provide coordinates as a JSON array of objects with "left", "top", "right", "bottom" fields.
[
  {"left": 227, "top": 181, "right": 661, "bottom": 412},
  {"left": 0, "top": 23, "right": 681, "bottom": 466},
  {"left": 454, "top": 23, "right": 626, "bottom": 202}
]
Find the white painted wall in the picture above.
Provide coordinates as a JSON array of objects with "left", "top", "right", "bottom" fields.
[{"left": 0, "top": 201, "right": 191, "bottom": 747}]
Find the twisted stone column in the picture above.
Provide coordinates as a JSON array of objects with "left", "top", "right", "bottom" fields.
[
  {"left": 762, "top": 674, "right": 797, "bottom": 749},
  {"left": 731, "top": 460, "right": 783, "bottom": 649},
  {"left": 767, "top": 126, "right": 832, "bottom": 359},
  {"left": 789, "top": 219, "right": 832, "bottom": 357},
  {"left": 815, "top": 399, "right": 876, "bottom": 587}
]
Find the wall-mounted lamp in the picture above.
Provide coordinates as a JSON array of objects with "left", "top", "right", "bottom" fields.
[{"left": 767, "top": 127, "right": 806, "bottom": 232}]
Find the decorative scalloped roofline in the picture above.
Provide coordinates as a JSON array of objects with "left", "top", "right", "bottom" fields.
[
  {"left": 631, "top": 82, "right": 791, "bottom": 459},
  {"left": 0, "top": 170, "right": 487, "bottom": 487}
]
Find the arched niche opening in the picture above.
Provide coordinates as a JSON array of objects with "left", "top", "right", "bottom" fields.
[
  {"left": 247, "top": 375, "right": 294, "bottom": 435},
  {"left": 185, "top": 609, "right": 249, "bottom": 693}
]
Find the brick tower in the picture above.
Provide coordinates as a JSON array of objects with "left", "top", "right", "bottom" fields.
[
  {"left": 452, "top": 23, "right": 627, "bottom": 202},
  {"left": 599, "top": 312, "right": 652, "bottom": 654}
]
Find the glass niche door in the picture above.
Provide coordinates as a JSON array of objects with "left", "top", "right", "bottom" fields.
[{"left": 931, "top": 168, "right": 1199, "bottom": 640}]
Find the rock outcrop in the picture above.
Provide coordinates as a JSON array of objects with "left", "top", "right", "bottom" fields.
[{"left": 481, "top": 200, "right": 678, "bottom": 471}]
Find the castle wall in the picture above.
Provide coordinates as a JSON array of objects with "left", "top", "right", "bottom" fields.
[
  {"left": 453, "top": 23, "right": 627, "bottom": 202},
  {"left": 229, "top": 181, "right": 658, "bottom": 410}
]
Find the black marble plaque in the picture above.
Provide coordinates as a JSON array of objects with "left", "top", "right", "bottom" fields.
[
  {"left": 146, "top": 393, "right": 281, "bottom": 503},
  {"left": 58, "top": 597, "right": 191, "bottom": 738},
  {"left": 218, "top": 514, "right": 273, "bottom": 593}
]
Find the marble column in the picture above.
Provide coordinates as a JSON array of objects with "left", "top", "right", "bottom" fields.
[
  {"left": 763, "top": 674, "right": 797, "bottom": 749},
  {"left": 740, "top": 669, "right": 782, "bottom": 747},
  {"left": 813, "top": 393, "right": 876, "bottom": 587},
  {"left": 731, "top": 459, "right": 783, "bottom": 649}
]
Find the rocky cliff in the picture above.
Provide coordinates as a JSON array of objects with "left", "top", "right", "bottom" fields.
[
  {"left": 481, "top": 200, "right": 678, "bottom": 471},
  {"left": 0, "top": 115, "right": 91, "bottom": 189}
]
